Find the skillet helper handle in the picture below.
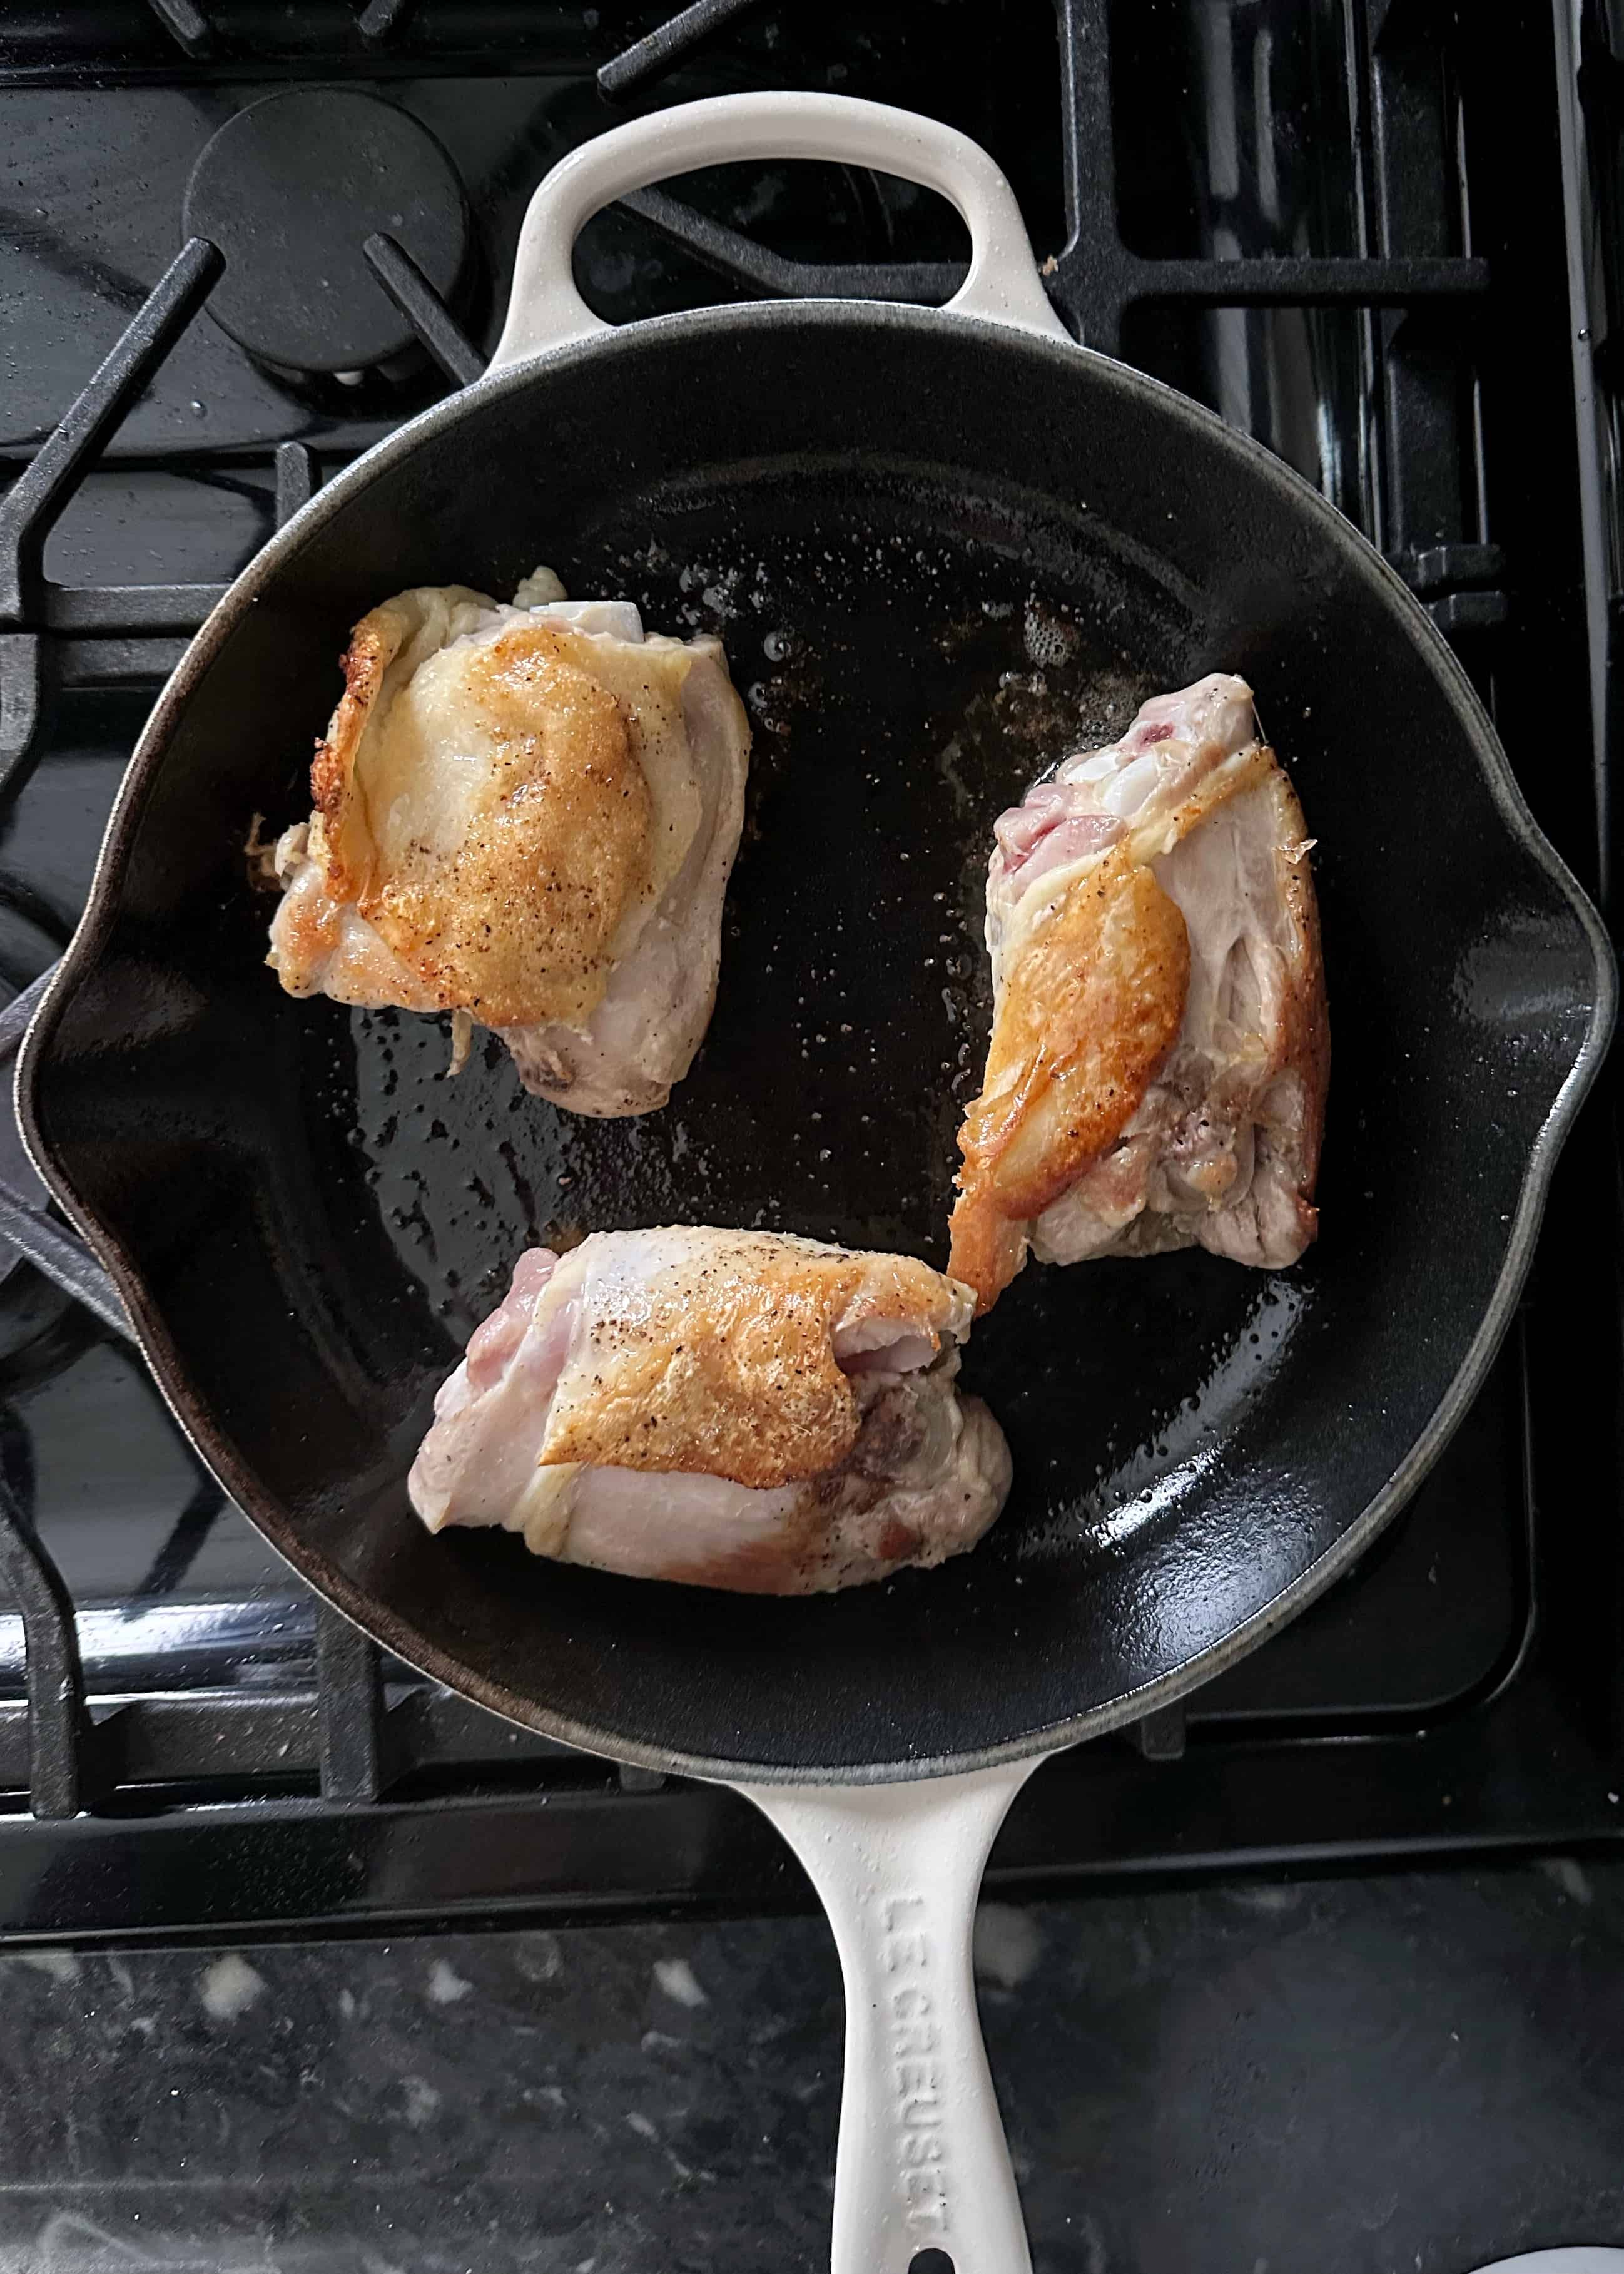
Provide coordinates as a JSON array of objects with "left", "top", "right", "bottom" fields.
[
  {"left": 490, "top": 90, "right": 1070, "bottom": 370},
  {"left": 740, "top": 1757, "right": 1043, "bottom": 2274}
]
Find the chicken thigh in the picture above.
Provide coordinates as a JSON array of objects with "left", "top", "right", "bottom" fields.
[
  {"left": 265, "top": 569, "right": 751, "bottom": 1116},
  {"left": 949, "top": 673, "right": 1328, "bottom": 1311},
  {"left": 409, "top": 1228, "right": 1012, "bottom": 1594}
]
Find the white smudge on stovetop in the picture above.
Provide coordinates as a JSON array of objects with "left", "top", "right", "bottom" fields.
[
  {"left": 198, "top": 1954, "right": 265, "bottom": 2021},
  {"left": 1539, "top": 1855, "right": 1594, "bottom": 1905},
  {"left": 426, "top": 1958, "right": 472, "bottom": 2004},
  {"left": 973, "top": 1902, "right": 1043, "bottom": 1990},
  {"left": 652, "top": 1956, "right": 707, "bottom": 2009},
  {"left": 16, "top": 1950, "right": 79, "bottom": 1983},
  {"left": 514, "top": 1931, "right": 562, "bottom": 1984}
]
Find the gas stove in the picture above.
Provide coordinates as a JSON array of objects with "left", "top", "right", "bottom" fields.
[{"left": 0, "top": 0, "right": 1618, "bottom": 1940}]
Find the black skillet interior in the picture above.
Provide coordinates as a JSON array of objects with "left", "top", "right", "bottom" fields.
[{"left": 21, "top": 305, "right": 1611, "bottom": 1778}]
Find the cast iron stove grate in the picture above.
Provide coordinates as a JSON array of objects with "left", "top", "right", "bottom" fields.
[{"left": 0, "top": 0, "right": 1615, "bottom": 1939}]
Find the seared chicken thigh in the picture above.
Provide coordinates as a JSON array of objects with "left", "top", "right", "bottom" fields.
[
  {"left": 409, "top": 1228, "right": 1012, "bottom": 1594},
  {"left": 950, "top": 673, "right": 1328, "bottom": 1311},
  {"left": 266, "top": 571, "right": 750, "bottom": 1115}
]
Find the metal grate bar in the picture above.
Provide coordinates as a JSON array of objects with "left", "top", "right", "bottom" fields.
[
  {"left": 1135, "top": 1702, "right": 1187, "bottom": 1762},
  {"left": 619, "top": 188, "right": 962, "bottom": 304},
  {"left": 1424, "top": 589, "right": 1508, "bottom": 635},
  {"left": 43, "top": 585, "right": 228, "bottom": 636},
  {"left": 0, "top": 238, "right": 223, "bottom": 630},
  {"left": 1048, "top": 243, "right": 1489, "bottom": 360},
  {"left": 624, "top": 200, "right": 1481, "bottom": 342},
  {"left": 0, "top": 967, "right": 129, "bottom": 1341},
  {"left": 54, "top": 638, "right": 188, "bottom": 690},
  {"left": 0, "top": 635, "right": 43, "bottom": 797},
  {"left": 1109, "top": 252, "right": 1490, "bottom": 307},
  {"left": 143, "top": 0, "right": 213, "bottom": 58},
  {"left": 0, "top": 969, "right": 58, "bottom": 1059},
  {"left": 0, "top": 1683, "right": 584, "bottom": 1798},
  {"left": 316, "top": 1606, "right": 385, "bottom": 1803},
  {"left": 357, "top": 0, "right": 414, "bottom": 44},
  {"left": 0, "top": 1468, "right": 88, "bottom": 1819},
  {"left": 627, "top": 178, "right": 1482, "bottom": 322},
  {"left": 1054, "top": 0, "right": 1116, "bottom": 304},
  {"left": 274, "top": 441, "right": 316, "bottom": 528},
  {"left": 599, "top": 0, "right": 765, "bottom": 98},
  {"left": 363, "top": 235, "right": 485, "bottom": 388},
  {"left": 0, "top": 1186, "right": 131, "bottom": 1342},
  {"left": 1397, "top": 542, "right": 1506, "bottom": 594},
  {"left": 1049, "top": 0, "right": 1488, "bottom": 355}
]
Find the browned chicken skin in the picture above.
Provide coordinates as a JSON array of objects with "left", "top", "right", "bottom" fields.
[
  {"left": 409, "top": 1229, "right": 1012, "bottom": 1594},
  {"left": 266, "top": 574, "right": 750, "bottom": 1115},
  {"left": 950, "top": 673, "right": 1329, "bottom": 1311}
]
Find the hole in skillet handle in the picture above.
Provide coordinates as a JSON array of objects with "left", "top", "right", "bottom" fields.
[{"left": 910, "top": 2253, "right": 956, "bottom": 2274}]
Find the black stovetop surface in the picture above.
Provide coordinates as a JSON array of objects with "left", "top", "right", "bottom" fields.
[
  {"left": 11, "top": 1857, "right": 1624, "bottom": 2273},
  {"left": 0, "top": 0, "right": 1618, "bottom": 1939}
]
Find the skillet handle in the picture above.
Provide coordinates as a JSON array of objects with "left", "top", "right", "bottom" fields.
[
  {"left": 489, "top": 91, "right": 1070, "bottom": 371},
  {"left": 738, "top": 1756, "right": 1045, "bottom": 2274}
]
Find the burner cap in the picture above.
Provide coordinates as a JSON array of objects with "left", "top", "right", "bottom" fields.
[{"left": 183, "top": 88, "right": 472, "bottom": 375}]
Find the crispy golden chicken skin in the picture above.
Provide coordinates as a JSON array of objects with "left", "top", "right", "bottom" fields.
[
  {"left": 265, "top": 573, "right": 750, "bottom": 1116},
  {"left": 950, "top": 673, "right": 1328, "bottom": 1312},
  {"left": 409, "top": 1228, "right": 1012, "bottom": 1595}
]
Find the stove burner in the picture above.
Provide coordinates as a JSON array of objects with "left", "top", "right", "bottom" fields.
[{"left": 181, "top": 89, "right": 472, "bottom": 377}]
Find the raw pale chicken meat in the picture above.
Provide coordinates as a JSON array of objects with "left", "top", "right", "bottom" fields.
[
  {"left": 265, "top": 568, "right": 751, "bottom": 1115},
  {"left": 949, "top": 672, "right": 1328, "bottom": 1311},
  {"left": 409, "top": 1228, "right": 1012, "bottom": 1594}
]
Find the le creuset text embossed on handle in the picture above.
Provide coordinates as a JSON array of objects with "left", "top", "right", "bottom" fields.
[
  {"left": 742, "top": 1759, "right": 1045, "bottom": 2274},
  {"left": 489, "top": 89, "right": 1071, "bottom": 370}
]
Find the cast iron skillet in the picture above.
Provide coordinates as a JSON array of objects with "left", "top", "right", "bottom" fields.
[{"left": 17, "top": 97, "right": 1615, "bottom": 2273}]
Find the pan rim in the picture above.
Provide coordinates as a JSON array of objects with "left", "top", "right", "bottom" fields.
[{"left": 15, "top": 296, "right": 1619, "bottom": 1784}]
